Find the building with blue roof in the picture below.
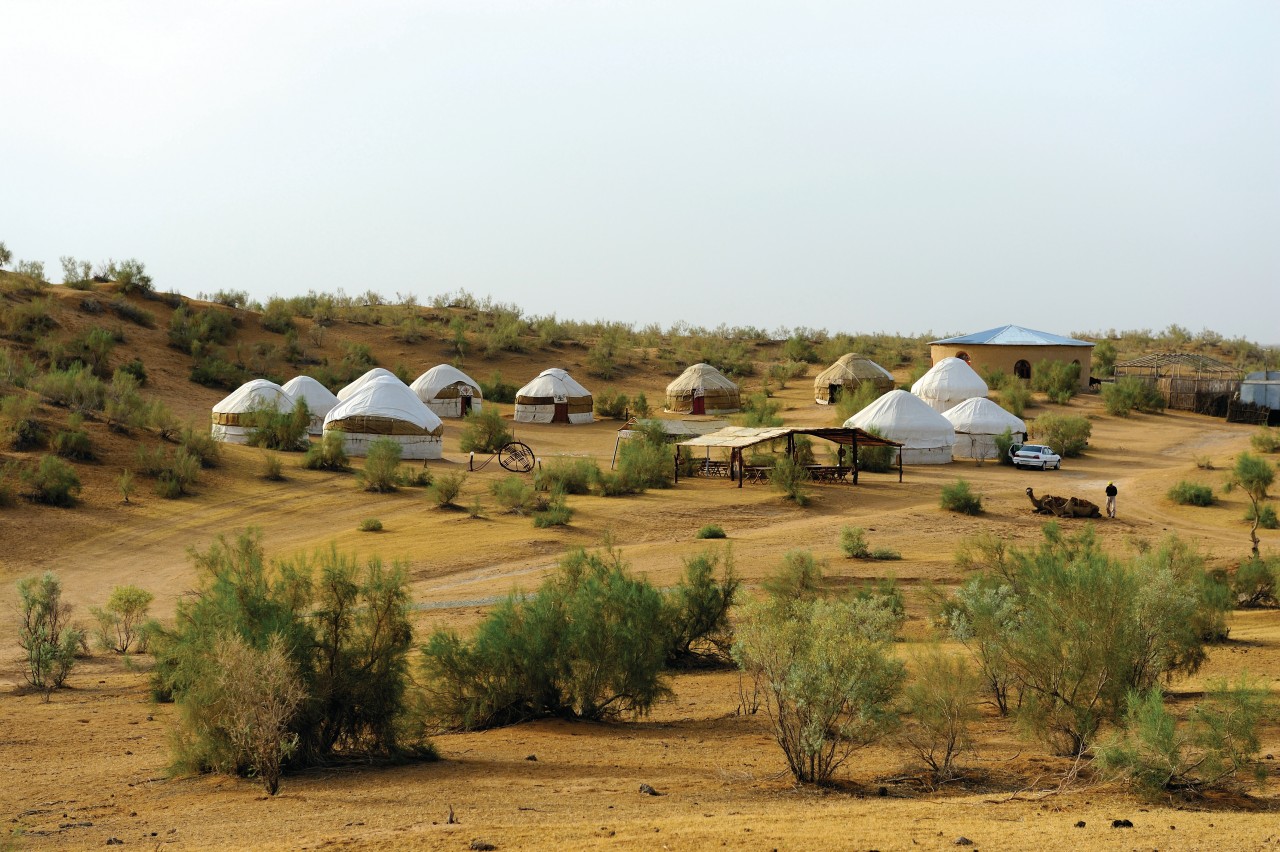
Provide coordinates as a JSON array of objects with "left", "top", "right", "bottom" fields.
[{"left": 929, "top": 325, "right": 1095, "bottom": 390}]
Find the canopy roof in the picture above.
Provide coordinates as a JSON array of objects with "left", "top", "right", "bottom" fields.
[
  {"left": 212, "top": 379, "right": 295, "bottom": 414},
  {"left": 941, "top": 396, "right": 1026, "bottom": 434},
  {"left": 814, "top": 354, "right": 894, "bottom": 386},
  {"left": 678, "top": 425, "right": 901, "bottom": 450},
  {"left": 931, "top": 325, "right": 1093, "bottom": 347},
  {"left": 912, "top": 357, "right": 989, "bottom": 400},
  {"left": 337, "top": 367, "right": 401, "bottom": 401},
  {"left": 844, "top": 389, "right": 956, "bottom": 449},
  {"left": 410, "top": 364, "right": 482, "bottom": 400},
  {"left": 619, "top": 418, "right": 730, "bottom": 437},
  {"left": 517, "top": 367, "right": 591, "bottom": 399},
  {"left": 666, "top": 363, "right": 740, "bottom": 395},
  {"left": 325, "top": 376, "right": 442, "bottom": 432},
  {"left": 281, "top": 376, "right": 338, "bottom": 415},
  {"left": 1114, "top": 353, "right": 1240, "bottom": 377}
]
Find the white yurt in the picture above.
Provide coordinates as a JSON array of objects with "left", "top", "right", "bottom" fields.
[
  {"left": 323, "top": 375, "right": 444, "bottom": 459},
  {"left": 514, "top": 368, "right": 593, "bottom": 424},
  {"left": 337, "top": 367, "right": 401, "bottom": 401},
  {"left": 210, "top": 379, "right": 297, "bottom": 445},
  {"left": 911, "top": 357, "right": 989, "bottom": 412},
  {"left": 844, "top": 389, "right": 956, "bottom": 464},
  {"left": 942, "top": 397, "right": 1027, "bottom": 461},
  {"left": 410, "top": 365, "right": 483, "bottom": 418},
  {"left": 281, "top": 375, "right": 339, "bottom": 435},
  {"left": 665, "top": 363, "right": 741, "bottom": 415}
]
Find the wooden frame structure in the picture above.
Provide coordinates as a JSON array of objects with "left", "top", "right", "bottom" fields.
[
  {"left": 1112, "top": 353, "right": 1241, "bottom": 415},
  {"left": 675, "top": 426, "right": 904, "bottom": 487}
]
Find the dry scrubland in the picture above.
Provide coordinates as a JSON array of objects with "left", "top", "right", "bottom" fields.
[{"left": 1, "top": 271, "right": 1279, "bottom": 851}]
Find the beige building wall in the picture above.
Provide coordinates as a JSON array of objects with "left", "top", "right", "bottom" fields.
[{"left": 929, "top": 343, "right": 1093, "bottom": 390}]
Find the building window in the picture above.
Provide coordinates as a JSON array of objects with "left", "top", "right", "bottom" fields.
[
  {"left": 955, "top": 351, "right": 970, "bottom": 363},
  {"left": 1014, "top": 359, "right": 1031, "bottom": 380}
]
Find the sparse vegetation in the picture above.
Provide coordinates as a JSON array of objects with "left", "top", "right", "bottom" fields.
[
  {"left": 431, "top": 471, "right": 467, "bottom": 508},
  {"left": 1225, "top": 452, "right": 1275, "bottom": 557},
  {"left": 696, "top": 524, "right": 727, "bottom": 540},
  {"left": 358, "top": 439, "right": 403, "bottom": 492},
  {"left": 771, "top": 455, "right": 811, "bottom": 506},
  {"left": 1101, "top": 376, "right": 1166, "bottom": 416},
  {"left": 458, "top": 407, "right": 513, "bottom": 454},
  {"left": 1030, "top": 359, "right": 1079, "bottom": 404},
  {"left": 261, "top": 452, "right": 285, "bottom": 481},
  {"left": 1168, "top": 480, "right": 1217, "bottom": 507},
  {"left": 359, "top": 518, "right": 383, "bottom": 532},
  {"left": 1252, "top": 427, "right": 1280, "bottom": 453},
  {"left": 22, "top": 454, "right": 82, "bottom": 506},
  {"left": 1029, "top": 412, "right": 1091, "bottom": 457},
  {"left": 17, "top": 572, "right": 83, "bottom": 697},
  {"left": 303, "top": 430, "right": 349, "bottom": 471},
  {"left": 940, "top": 479, "right": 982, "bottom": 515},
  {"left": 90, "top": 585, "right": 155, "bottom": 654},
  {"left": 900, "top": 646, "right": 980, "bottom": 781},
  {"left": 534, "top": 457, "right": 599, "bottom": 495},
  {"left": 532, "top": 491, "right": 573, "bottom": 527},
  {"left": 489, "top": 475, "right": 537, "bottom": 515}
]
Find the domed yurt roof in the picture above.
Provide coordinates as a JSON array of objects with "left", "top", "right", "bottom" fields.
[
  {"left": 843, "top": 389, "right": 956, "bottom": 450},
  {"left": 815, "top": 354, "right": 894, "bottom": 387},
  {"left": 941, "top": 396, "right": 1026, "bottom": 435},
  {"left": 281, "top": 375, "right": 339, "bottom": 419},
  {"left": 325, "top": 376, "right": 443, "bottom": 435},
  {"left": 337, "top": 367, "right": 401, "bottom": 401},
  {"left": 911, "top": 357, "right": 988, "bottom": 412},
  {"left": 410, "top": 364, "right": 483, "bottom": 403},
  {"left": 517, "top": 368, "right": 591, "bottom": 400},
  {"left": 665, "top": 363, "right": 741, "bottom": 413},
  {"left": 212, "top": 379, "right": 296, "bottom": 418}
]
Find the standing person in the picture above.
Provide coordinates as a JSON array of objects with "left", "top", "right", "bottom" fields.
[{"left": 1105, "top": 481, "right": 1118, "bottom": 518}]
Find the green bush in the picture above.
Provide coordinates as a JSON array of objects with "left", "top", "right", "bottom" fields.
[
  {"left": 1245, "top": 502, "right": 1278, "bottom": 530},
  {"left": 1226, "top": 452, "right": 1275, "bottom": 557},
  {"left": 489, "top": 475, "right": 537, "bottom": 515},
  {"left": 107, "top": 297, "right": 155, "bottom": 328},
  {"left": 31, "top": 363, "right": 106, "bottom": 412},
  {"left": 664, "top": 549, "right": 740, "bottom": 666},
  {"left": 997, "top": 379, "right": 1032, "bottom": 418},
  {"left": 156, "top": 449, "right": 201, "bottom": 498},
  {"left": 431, "top": 471, "right": 467, "bottom": 508},
  {"left": 22, "top": 455, "right": 82, "bottom": 506},
  {"left": 17, "top": 572, "right": 84, "bottom": 696},
  {"left": 2, "top": 393, "right": 46, "bottom": 450},
  {"left": 532, "top": 492, "right": 573, "bottom": 528},
  {"left": 359, "top": 518, "right": 383, "bottom": 532},
  {"left": 395, "top": 467, "right": 432, "bottom": 488},
  {"left": 833, "top": 381, "right": 883, "bottom": 425},
  {"left": 1100, "top": 377, "right": 1166, "bottom": 417},
  {"left": 169, "top": 305, "right": 235, "bottom": 354},
  {"left": 1030, "top": 359, "right": 1080, "bottom": 404},
  {"left": 856, "top": 427, "right": 897, "bottom": 473},
  {"left": 696, "top": 524, "right": 727, "bottom": 540},
  {"left": 90, "top": 585, "right": 154, "bottom": 654},
  {"left": 593, "top": 388, "right": 630, "bottom": 419},
  {"left": 458, "top": 407, "right": 513, "bottom": 454},
  {"left": 105, "top": 370, "right": 148, "bottom": 431},
  {"left": 303, "top": 430, "right": 349, "bottom": 471},
  {"left": 602, "top": 433, "right": 672, "bottom": 496},
  {"left": 1167, "top": 480, "right": 1216, "bottom": 507},
  {"left": 421, "top": 547, "right": 672, "bottom": 729},
  {"left": 478, "top": 371, "right": 517, "bottom": 403},
  {"left": 189, "top": 354, "right": 249, "bottom": 390},
  {"left": 179, "top": 425, "right": 221, "bottom": 468},
  {"left": 771, "top": 456, "right": 811, "bottom": 506},
  {"left": 900, "top": 647, "right": 980, "bottom": 780},
  {"left": 261, "top": 452, "right": 284, "bottom": 481},
  {"left": 1233, "top": 556, "right": 1277, "bottom": 607},
  {"left": 739, "top": 391, "right": 782, "bottom": 427},
  {"left": 246, "top": 400, "right": 311, "bottom": 451},
  {"left": 52, "top": 416, "right": 94, "bottom": 460},
  {"left": 534, "top": 457, "right": 599, "bottom": 495},
  {"left": 260, "top": 298, "right": 296, "bottom": 334},
  {"left": 1251, "top": 427, "right": 1280, "bottom": 453},
  {"left": 940, "top": 479, "right": 982, "bottom": 515},
  {"left": 1029, "top": 412, "right": 1091, "bottom": 457},
  {"left": 840, "top": 526, "right": 871, "bottom": 558},
  {"left": 1092, "top": 339, "right": 1117, "bottom": 377},
  {"left": 358, "top": 439, "right": 402, "bottom": 492},
  {"left": 993, "top": 426, "right": 1016, "bottom": 466}
]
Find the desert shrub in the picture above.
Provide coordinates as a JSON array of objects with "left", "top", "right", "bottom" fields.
[
  {"left": 602, "top": 434, "right": 672, "bottom": 495},
  {"left": 0, "top": 241, "right": 10, "bottom": 267},
  {"left": 900, "top": 647, "right": 981, "bottom": 780},
  {"left": 421, "top": 547, "right": 672, "bottom": 729},
  {"left": 1096, "top": 680, "right": 1269, "bottom": 797},
  {"left": 762, "top": 550, "right": 828, "bottom": 602},
  {"left": 260, "top": 299, "right": 296, "bottom": 334},
  {"left": 90, "top": 585, "right": 154, "bottom": 654},
  {"left": 107, "top": 297, "right": 155, "bottom": 328},
  {"left": 856, "top": 427, "right": 897, "bottom": 473},
  {"left": 179, "top": 425, "right": 221, "bottom": 468},
  {"left": 771, "top": 455, "right": 810, "bottom": 506},
  {"left": 696, "top": 524, "right": 726, "bottom": 539},
  {"left": 111, "top": 258, "right": 153, "bottom": 294},
  {"left": 1251, "top": 427, "right": 1280, "bottom": 453},
  {"left": 833, "top": 381, "right": 883, "bottom": 425},
  {"left": 532, "top": 492, "right": 573, "bottom": 527},
  {"left": 190, "top": 354, "right": 250, "bottom": 390},
  {"left": 1029, "top": 412, "right": 1091, "bottom": 457},
  {"left": 1167, "top": 480, "right": 1216, "bottom": 507},
  {"left": 22, "top": 455, "right": 81, "bottom": 506},
  {"left": 997, "top": 379, "right": 1032, "bottom": 418},
  {"left": 1, "top": 348, "right": 38, "bottom": 387},
  {"left": 1030, "top": 359, "right": 1079, "bottom": 404},
  {"left": 733, "top": 585, "right": 904, "bottom": 784},
  {"left": 395, "top": 467, "right": 432, "bottom": 488},
  {"left": 940, "top": 479, "right": 982, "bottom": 515},
  {"left": 593, "top": 388, "right": 630, "bottom": 419},
  {"left": 359, "top": 518, "right": 383, "bottom": 532},
  {"left": 303, "top": 430, "right": 349, "bottom": 471},
  {"left": 52, "top": 414, "right": 94, "bottom": 460},
  {"left": 1092, "top": 339, "right": 1117, "bottom": 377},
  {"left": 146, "top": 400, "right": 181, "bottom": 440},
  {"left": 1233, "top": 556, "right": 1278, "bottom": 608},
  {"left": 169, "top": 305, "right": 235, "bottom": 354},
  {"left": 104, "top": 370, "right": 148, "bottom": 431},
  {"left": 1101, "top": 377, "right": 1166, "bottom": 416},
  {"left": 1225, "top": 452, "right": 1275, "bottom": 557},
  {"left": 14, "top": 259, "right": 46, "bottom": 282},
  {"left": 739, "top": 391, "right": 783, "bottom": 427},
  {"left": 664, "top": 549, "right": 739, "bottom": 666},
  {"left": 990, "top": 426, "right": 1016, "bottom": 466},
  {"left": 768, "top": 360, "right": 808, "bottom": 388},
  {"left": 358, "top": 439, "right": 402, "bottom": 492},
  {"left": 153, "top": 531, "right": 426, "bottom": 783},
  {"left": 534, "top": 457, "right": 599, "bottom": 495},
  {"left": 1, "top": 295, "right": 57, "bottom": 340},
  {"left": 16, "top": 572, "right": 84, "bottom": 696},
  {"left": 2, "top": 393, "right": 47, "bottom": 450},
  {"left": 246, "top": 400, "right": 311, "bottom": 451},
  {"left": 261, "top": 452, "right": 284, "bottom": 481},
  {"left": 489, "top": 475, "right": 537, "bottom": 514},
  {"left": 458, "top": 407, "right": 513, "bottom": 454},
  {"left": 0, "top": 461, "right": 17, "bottom": 507},
  {"left": 478, "top": 371, "right": 517, "bottom": 403},
  {"left": 870, "top": 547, "right": 902, "bottom": 560},
  {"left": 1245, "top": 502, "right": 1278, "bottom": 530},
  {"left": 31, "top": 363, "right": 106, "bottom": 412},
  {"left": 156, "top": 449, "right": 201, "bottom": 498},
  {"left": 431, "top": 471, "right": 467, "bottom": 508},
  {"left": 840, "top": 526, "right": 872, "bottom": 558}
]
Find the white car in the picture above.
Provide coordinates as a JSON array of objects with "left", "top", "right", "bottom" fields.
[{"left": 1010, "top": 443, "right": 1062, "bottom": 470}]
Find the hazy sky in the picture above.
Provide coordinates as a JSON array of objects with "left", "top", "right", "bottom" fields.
[{"left": 4, "top": 1, "right": 1278, "bottom": 342}]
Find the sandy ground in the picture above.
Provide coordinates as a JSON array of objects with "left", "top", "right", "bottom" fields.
[{"left": 2, "top": 303, "right": 1279, "bottom": 850}]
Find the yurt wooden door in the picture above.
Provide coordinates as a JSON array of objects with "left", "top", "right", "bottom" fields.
[
  {"left": 691, "top": 389, "right": 706, "bottom": 416},
  {"left": 553, "top": 394, "right": 569, "bottom": 423},
  {"left": 459, "top": 388, "right": 473, "bottom": 415}
]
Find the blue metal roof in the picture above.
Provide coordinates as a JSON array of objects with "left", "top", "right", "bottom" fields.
[{"left": 930, "top": 325, "right": 1093, "bottom": 347}]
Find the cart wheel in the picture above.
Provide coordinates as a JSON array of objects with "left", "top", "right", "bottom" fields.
[{"left": 498, "top": 441, "right": 536, "bottom": 473}]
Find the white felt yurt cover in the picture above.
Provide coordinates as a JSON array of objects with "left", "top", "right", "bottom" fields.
[
  {"left": 210, "top": 379, "right": 297, "bottom": 444},
  {"left": 324, "top": 375, "right": 444, "bottom": 459},
  {"left": 844, "top": 389, "right": 956, "bottom": 464},
  {"left": 410, "top": 365, "right": 483, "bottom": 418},
  {"left": 942, "top": 397, "right": 1027, "bottom": 460},
  {"left": 337, "top": 367, "right": 401, "bottom": 401},
  {"left": 281, "top": 376, "right": 339, "bottom": 435},
  {"left": 514, "top": 368, "right": 593, "bottom": 424},
  {"left": 911, "top": 357, "right": 989, "bottom": 412}
]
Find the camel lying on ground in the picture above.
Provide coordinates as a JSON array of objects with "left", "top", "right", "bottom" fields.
[{"left": 1026, "top": 487, "right": 1103, "bottom": 518}]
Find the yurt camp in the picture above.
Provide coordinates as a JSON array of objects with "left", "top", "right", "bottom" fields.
[
  {"left": 323, "top": 375, "right": 444, "bottom": 459},
  {"left": 665, "top": 363, "right": 741, "bottom": 415},
  {"left": 942, "top": 396, "right": 1027, "bottom": 461},
  {"left": 210, "top": 379, "right": 298, "bottom": 445},
  {"left": 911, "top": 357, "right": 988, "bottom": 412},
  {"left": 281, "top": 375, "right": 339, "bottom": 436},
  {"left": 814, "top": 354, "right": 895, "bottom": 405},
  {"left": 337, "top": 367, "right": 401, "bottom": 401},
  {"left": 844, "top": 388, "right": 956, "bottom": 464},
  {"left": 514, "top": 368, "right": 594, "bottom": 424},
  {"left": 410, "top": 365, "right": 483, "bottom": 418}
]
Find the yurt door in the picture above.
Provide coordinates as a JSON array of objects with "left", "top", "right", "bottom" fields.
[
  {"left": 828, "top": 383, "right": 840, "bottom": 404},
  {"left": 459, "top": 386, "right": 473, "bottom": 415},
  {"left": 692, "top": 389, "right": 706, "bottom": 416},
  {"left": 553, "top": 394, "right": 569, "bottom": 423}
]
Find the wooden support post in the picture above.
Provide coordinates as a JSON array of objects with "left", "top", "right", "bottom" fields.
[
  {"left": 898, "top": 448, "right": 903, "bottom": 482},
  {"left": 673, "top": 448, "right": 679, "bottom": 484}
]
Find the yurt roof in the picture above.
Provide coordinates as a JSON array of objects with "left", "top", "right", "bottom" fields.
[
  {"left": 844, "top": 389, "right": 956, "bottom": 449},
  {"left": 281, "top": 376, "right": 339, "bottom": 413},
  {"left": 815, "top": 354, "right": 894, "bottom": 384},
  {"left": 325, "top": 376, "right": 442, "bottom": 431},
  {"left": 517, "top": 368, "right": 591, "bottom": 398},
  {"left": 337, "top": 367, "right": 401, "bottom": 401},
  {"left": 930, "top": 325, "right": 1093, "bottom": 347},
  {"left": 911, "top": 357, "right": 989, "bottom": 399},
  {"left": 212, "top": 379, "right": 295, "bottom": 415},
  {"left": 941, "top": 397, "right": 1026, "bottom": 435},
  {"left": 411, "top": 364, "right": 482, "bottom": 401},
  {"left": 666, "top": 363, "right": 739, "bottom": 395}
]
